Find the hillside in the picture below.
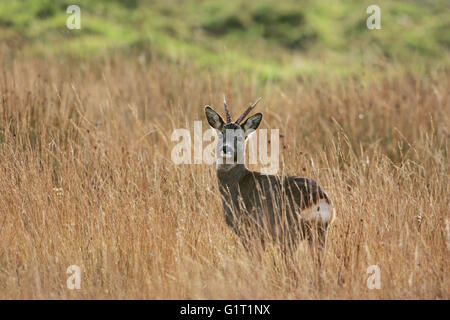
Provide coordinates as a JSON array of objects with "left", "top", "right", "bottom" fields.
[{"left": 1, "top": 0, "right": 449, "bottom": 79}]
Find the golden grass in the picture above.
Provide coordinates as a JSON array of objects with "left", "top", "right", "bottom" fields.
[{"left": 0, "top": 53, "right": 448, "bottom": 299}]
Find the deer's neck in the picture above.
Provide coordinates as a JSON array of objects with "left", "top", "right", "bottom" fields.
[{"left": 216, "top": 163, "right": 249, "bottom": 187}]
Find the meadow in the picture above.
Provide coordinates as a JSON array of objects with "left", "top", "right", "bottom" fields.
[{"left": 0, "top": 0, "right": 448, "bottom": 299}]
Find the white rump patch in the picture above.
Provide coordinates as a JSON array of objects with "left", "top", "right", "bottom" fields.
[{"left": 300, "top": 199, "right": 334, "bottom": 223}]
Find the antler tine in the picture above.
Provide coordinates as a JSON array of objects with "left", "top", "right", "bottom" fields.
[
  {"left": 223, "top": 95, "right": 232, "bottom": 123},
  {"left": 235, "top": 97, "right": 262, "bottom": 124}
]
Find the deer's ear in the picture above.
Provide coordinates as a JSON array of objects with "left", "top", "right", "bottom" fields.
[
  {"left": 205, "top": 106, "right": 225, "bottom": 130},
  {"left": 241, "top": 113, "right": 262, "bottom": 134}
]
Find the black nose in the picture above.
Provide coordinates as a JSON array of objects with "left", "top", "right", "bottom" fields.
[{"left": 222, "top": 146, "right": 228, "bottom": 153}]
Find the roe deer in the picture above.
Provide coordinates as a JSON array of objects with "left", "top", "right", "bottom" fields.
[{"left": 205, "top": 96, "right": 335, "bottom": 254}]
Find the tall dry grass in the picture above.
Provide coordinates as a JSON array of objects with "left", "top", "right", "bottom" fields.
[{"left": 0, "top": 53, "right": 448, "bottom": 299}]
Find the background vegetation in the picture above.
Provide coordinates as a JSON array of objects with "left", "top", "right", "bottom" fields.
[
  {"left": 1, "top": 0, "right": 449, "bottom": 78},
  {"left": 0, "top": 0, "right": 448, "bottom": 299}
]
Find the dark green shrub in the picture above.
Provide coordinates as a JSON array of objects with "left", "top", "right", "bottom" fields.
[
  {"left": 34, "top": 0, "right": 57, "bottom": 19},
  {"left": 202, "top": 15, "right": 246, "bottom": 35}
]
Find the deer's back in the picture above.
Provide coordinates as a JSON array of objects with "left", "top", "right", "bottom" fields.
[{"left": 219, "top": 171, "right": 333, "bottom": 240}]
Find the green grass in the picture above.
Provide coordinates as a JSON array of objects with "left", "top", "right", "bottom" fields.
[{"left": 0, "top": 0, "right": 449, "bottom": 79}]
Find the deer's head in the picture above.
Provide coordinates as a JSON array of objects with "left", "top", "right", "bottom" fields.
[{"left": 205, "top": 96, "right": 262, "bottom": 168}]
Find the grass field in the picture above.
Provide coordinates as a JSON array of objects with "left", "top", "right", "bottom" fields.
[
  {"left": 0, "top": 0, "right": 449, "bottom": 299},
  {"left": 1, "top": 0, "right": 449, "bottom": 78}
]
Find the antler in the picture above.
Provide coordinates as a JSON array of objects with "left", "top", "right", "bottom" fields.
[
  {"left": 235, "top": 97, "right": 262, "bottom": 124},
  {"left": 223, "top": 95, "right": 232, "bottom": 123}
]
